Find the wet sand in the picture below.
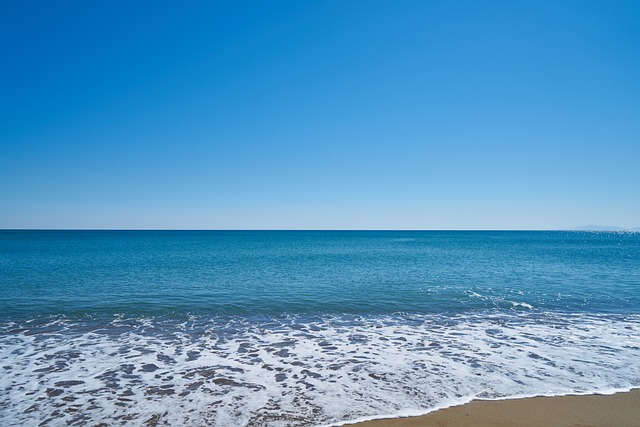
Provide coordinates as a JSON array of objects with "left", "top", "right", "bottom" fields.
[{"left": 345, "top": 389, "right": 640, "bottom": 427}]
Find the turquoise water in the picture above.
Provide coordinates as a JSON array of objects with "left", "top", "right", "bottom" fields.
[
  {"left": 1, "top": 231, "right": 639, "bottom": 426},
  {"left": 1, "top": 230, "right": 638, "bottom": 317}
]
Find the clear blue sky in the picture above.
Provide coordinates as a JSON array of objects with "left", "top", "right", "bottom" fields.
[{"left": 2, "top": 1, "right": 639, "bottom": 229}]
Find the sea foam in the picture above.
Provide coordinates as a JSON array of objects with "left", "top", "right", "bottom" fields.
[{"left": 1, "top": 312, "right": 639, "bottom": 426}]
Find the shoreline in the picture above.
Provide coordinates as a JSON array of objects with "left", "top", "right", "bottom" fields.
[{"left": 337, "top": 389, "right": 640, "bottom": 427}]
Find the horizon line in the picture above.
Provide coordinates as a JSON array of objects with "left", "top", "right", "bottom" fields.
[{"left": 1, "top": 228, "right": 635, "bottom": 232}]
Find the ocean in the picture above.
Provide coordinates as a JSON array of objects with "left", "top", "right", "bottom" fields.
[{"left": 1, "top": 230, "right": 639, "bottom": 426}]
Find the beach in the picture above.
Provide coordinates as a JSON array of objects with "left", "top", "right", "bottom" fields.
[
  {"left": 1, "top": 231, "right": 639, "bottom": 426},
  {"left": 346, "top": 389, "right": 640, "bottom": 427}
]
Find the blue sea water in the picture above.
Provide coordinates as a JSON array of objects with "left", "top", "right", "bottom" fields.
[{"left": 1, "top": 230, "right": 639, "bottom": 426}]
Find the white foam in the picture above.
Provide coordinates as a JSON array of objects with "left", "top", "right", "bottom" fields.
[
  {"left": 1, "top": 312, "right": 639, "bottom": 426},
  {"left": 511, "top": 301, "right": 534, "bottom": 309}
]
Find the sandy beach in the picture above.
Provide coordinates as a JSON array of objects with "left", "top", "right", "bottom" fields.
[{"left": 345, "top": 389, "right": 640, "bottom": 427}]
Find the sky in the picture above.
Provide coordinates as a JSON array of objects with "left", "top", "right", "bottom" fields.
[{"left": 1, "top": 1, "right": 639, "bottom": 230}]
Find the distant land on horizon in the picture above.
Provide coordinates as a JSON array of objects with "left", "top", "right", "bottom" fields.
[{"left": 572, "top": 225, "right": 640, "bottom": 232}]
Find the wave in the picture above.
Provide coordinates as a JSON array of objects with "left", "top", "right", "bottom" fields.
[{"left": 1, "top": 312, "right": 639, "bottom": 426}]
